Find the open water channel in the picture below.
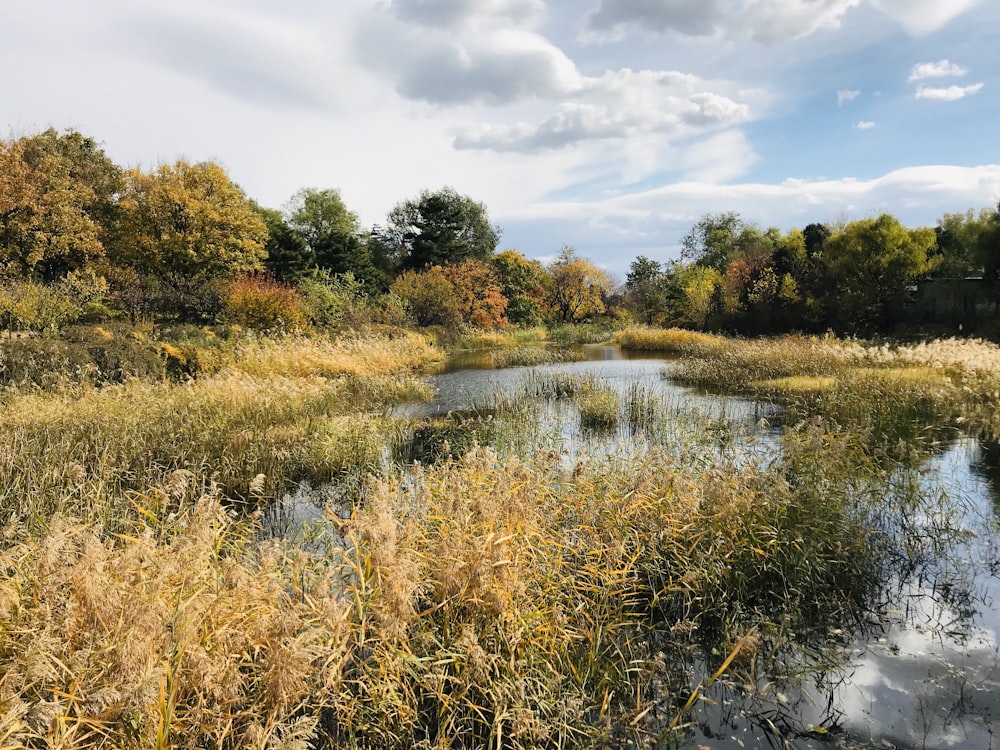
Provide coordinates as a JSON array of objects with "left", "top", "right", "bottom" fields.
[{"left": 278, "top": 343, "right": 1000, "bottom": 750}]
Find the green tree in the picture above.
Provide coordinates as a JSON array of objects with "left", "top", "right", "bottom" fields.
[
  {"left": 821, "top": 214, "right": 937, "bottom": 332},
  {"left": 976, "top": 204, "right": 1000, "bottom": 308},
  {"left": 256, "top": 205, "right": 314, "bottom": 281},
  {"left": 625, "top": 256, "right": 667, "bottom": 325},
  {"left": 491, "top": 249, "right": 548, "bottom": 326},
  {"left": 934, "top": 208, "right": 994, "bottom": 279},
  {"left": 387, "top": 188, "right": 500, "bottom": 271},
  {"left": 680, "top": 212, "right": 749, "bottom": 272}
]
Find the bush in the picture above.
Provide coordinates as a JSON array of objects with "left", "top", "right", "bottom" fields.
[
  {"left": 221, "top": 274, "right": 307, "bottom": 332},
  {"left": 299, "top": 271, "right": 373, "bottom": 330}
]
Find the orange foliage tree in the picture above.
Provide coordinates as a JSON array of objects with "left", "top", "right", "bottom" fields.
[{"left": 391, "top": 259, "right": 508, "bottom": 329}]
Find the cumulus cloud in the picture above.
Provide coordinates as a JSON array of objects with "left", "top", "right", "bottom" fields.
[
  {"left": 396, "top": 31, "right": 579, "bottom": 105},
  {"left": 453, "top": 69, "right": 752, "bottom": 152},
  {"left": 389, "top": 0, "right": 545, "bottom": 30},
  {"left": 837, "top": 89, "right": 861, "bottom": 105},
  {"left": 855, "top": 121, "right": 876, "bottom": 129},
  {"left": 909, "top": 60, "right": 968, "bottom": 81},
  {"left": 582, "top": 0, "right": 727, "bottom": 39},
  {"left": 582, "top": 0, "right": 861, "bottom": 43},
  {"left": 739, "top": 0, "right": 862, "bottom": 44},
  {"left": 915, "top": 83, "right": 984, "bottom": 101}
]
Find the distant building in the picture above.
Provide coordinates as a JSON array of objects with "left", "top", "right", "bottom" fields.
[{"left": 913, "top": 276, "right": 997, "bottom": 323}]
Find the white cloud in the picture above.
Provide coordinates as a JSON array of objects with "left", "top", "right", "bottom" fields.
[
  {"left": 581, "top": 0, "right": 978, "bottom": 43},
  {"left": 676, "top": 130, "right": 759, "bottom": 182},
  {"left": 739, "top": 0, "right": 862, "bottom": 44},
  {"left": 870, "top": 0, "right": 982, "bottom": 35},
  {"left": 855, "top": 120, "right": 876, "bottom": 129},
  {"left": 452, "top": 69, "right": 753, "bottom": 152},
  {"left": 909, "top": 60, "right": 968, "bottom": 82},
  {"left": 582, "top": 0, "right": 861, "bottom": 43},
  {"left": 916, "top": 83, "right": 984, "bottom": 101},
  {"left": 837, "top": 89, "right": 861, "bottom": 105}
]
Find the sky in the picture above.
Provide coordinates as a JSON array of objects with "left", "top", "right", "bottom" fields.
[{"left": 3, "top": 0, "right": 999, "bottom": 278}]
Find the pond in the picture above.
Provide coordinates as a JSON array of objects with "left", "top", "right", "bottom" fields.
[
  {"left": 272, "top": 343, "right": 1000, "bottom": 750},
  {"left": 419, "top": 345, "right": 1000, "bottom": 750}
]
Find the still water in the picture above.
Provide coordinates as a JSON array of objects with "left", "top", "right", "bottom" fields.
[{"left": 418, "top": 345, "right": 1000, "bottom": 750}]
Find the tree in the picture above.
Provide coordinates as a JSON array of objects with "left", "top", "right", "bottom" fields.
[
  {"left": 256, "top": 205, "right": 314, "bottom": 281},
  {"left": 820, "top": 214, "right": 936, "bottom": 332},
  {"left": 0, "top": 130, "right": 121, "bottom": 281},
  {"left": 114, "top": 160, "right": 267, "bottom": 317},
  {"left": 387, "top": 188, "right": 500, "bottom": 271},
  {"left": 547, "top": 246, "right": 612, "bottom": 323},
  {"left": 934, "top": 208, "right": 994, "bottom": 279},
  {"left": 390, "top": 260, "right": 508, "bottom": 329},
  {"left": 976, "top": 204, "right": 1000, "bottom": 308},
  {"left": 491, "top": 249, "right": 548, "bottom": 326},
  {"left": 625, "top": 256, "right": 666, "bottom": 324},
  {"left": 680, "top": 212, "right": 748, "bottom": 272}
]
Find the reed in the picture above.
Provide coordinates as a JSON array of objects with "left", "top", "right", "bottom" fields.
[{"left": 0, "top": 410, "right": 919, "bottom": 748}]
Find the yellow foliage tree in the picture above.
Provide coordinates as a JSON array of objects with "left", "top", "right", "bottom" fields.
[
  {"left": 547, "top": 246, "right": 611, "bottom": 323},
  {"left": 115, "top": 160, "right": 267, "bottom": 284}
]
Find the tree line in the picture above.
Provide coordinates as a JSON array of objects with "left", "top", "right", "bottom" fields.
[
  {"left": 2, "top": 128, "right": 998, "bottom": 336},
  {"left": 625, "top": 207, "right": 1000, "bottom": 335}
]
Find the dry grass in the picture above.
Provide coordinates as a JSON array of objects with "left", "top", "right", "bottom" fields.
[
  {"left": 616, "top": 326, "right": 1000, "bottom": 440},
  {"left": 0, "top": 433, "right": 888, "bottom": 748},
  {"left": 0, "top": 333, "right": 439, "bottom": 533}
]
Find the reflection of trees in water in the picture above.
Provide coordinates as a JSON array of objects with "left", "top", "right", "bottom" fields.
[{"left": 972, "top": 440, "right": 1000, "bottom": 513}]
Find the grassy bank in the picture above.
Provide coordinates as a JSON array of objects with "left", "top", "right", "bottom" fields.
[
  {"left": 0, "top": 332, "right": 441, "bottom": 534},
  {"left": 615, "top": 326, "right": 1000, "bottom": 441}
]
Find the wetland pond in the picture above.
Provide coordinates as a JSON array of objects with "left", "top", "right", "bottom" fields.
[{"left": 280, "top": 343, "right": 1000, "bottom": 750}]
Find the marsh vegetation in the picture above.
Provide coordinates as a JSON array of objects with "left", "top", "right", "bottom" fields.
[{"left": 1, "top": 326, "right": 999, "bottom": 749}]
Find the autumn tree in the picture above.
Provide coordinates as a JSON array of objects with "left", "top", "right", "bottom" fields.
[
  {"left": 391, "top": 260, "right": 507, "bottom": 329},
  {"left": 113, "top": 160, "right": 267, "bottom": 318},
  {"left": 546, "top": 246, "right": 612, "bottom": 323},
  {"left": 386, "top": 188, "right": 500, "bottom": 271},
  {"left": 0, "top": 130, "right": 121, "bottom": 281}
]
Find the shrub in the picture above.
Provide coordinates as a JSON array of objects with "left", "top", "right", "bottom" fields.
[{"left": 221, "top": 273, "right": 307, "bottom": 332}]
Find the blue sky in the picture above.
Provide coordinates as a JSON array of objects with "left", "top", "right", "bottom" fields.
[{"left": 2, "top": 0, "right": 998, "bottom": 278}]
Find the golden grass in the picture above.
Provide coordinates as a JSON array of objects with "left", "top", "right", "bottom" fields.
[
  {"left": 753, "top": 375, "right": 838, "bottom": 393},
  {"left": 0, "top": 333, "right": 439, "bottom": 531},
  {"left": 0, "top": 436, "right": 885, "bottom": 748},
  {"left": 231, "top": 331, "right": 444, "bottom": 378},
  {"left": 613, "top": 326, "right": 726, "bottom": 355}
]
